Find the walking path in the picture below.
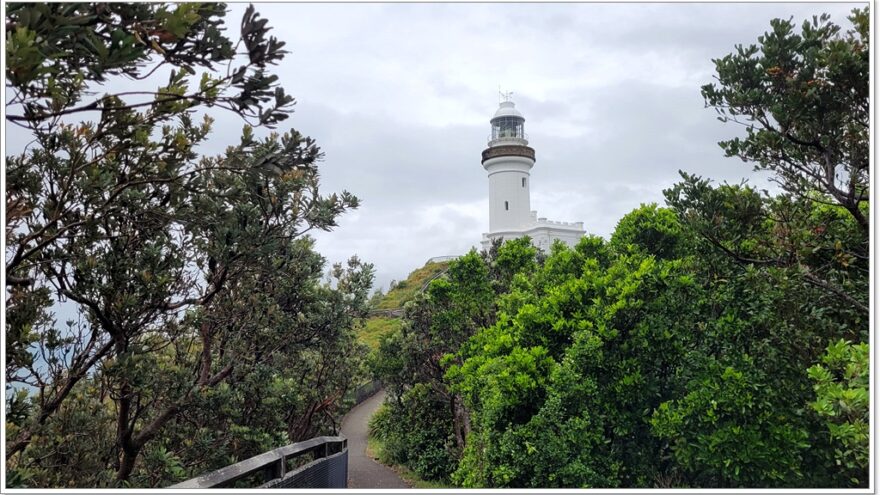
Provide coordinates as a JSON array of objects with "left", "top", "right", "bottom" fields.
[{"left": 340, "top": 389, "right": 409, "bottom": 489}]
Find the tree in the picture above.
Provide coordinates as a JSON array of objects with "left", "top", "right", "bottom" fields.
[
  {"left": 448, "top": 230, "right": 697, "bottom": 488},
  {"left": 5, "top": 3, "right": 292, "bottom": 131},
  {"left": 371, "top": 248, "right": 514, "bottom": 482},
  {"left": 701, "top": 8, "right": 869, "bottom": 233},
  {"left": 672, "top": 8, "right": 869, "bottom": 318},
  {"left": 6, "top": 3, "right": 370, "bottom": 487},
  {"left": 6, "top": 2, "right": 294, "bottom": 417},
  {"left": 609, "top": 203, "right": 686, "bottom": 260},
  {"left": 665, "top": 174, "right": 868, "bottom": 318}
]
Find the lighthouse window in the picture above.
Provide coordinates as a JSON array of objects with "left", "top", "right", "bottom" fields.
[
  {"left": 505, "top": 201, "right": 509, "bottom": 211},
  {"left": 522, "top": 177, "right": 526, "bottom": 187},
  {"left": 492, "top": 117, "right": 525, "bottom": 140}
]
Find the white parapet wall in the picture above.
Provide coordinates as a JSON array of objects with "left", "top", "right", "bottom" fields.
[{"left": 481, "top": 219, "right": 585, "bottom": 252}]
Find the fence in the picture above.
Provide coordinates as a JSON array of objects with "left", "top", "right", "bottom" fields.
[
  {"left": 350, "top": 379, "right": 383, "bottom": 406},
  {"left": 169, "top": 436, "right": 347, "bottom": 489},
  {"left": 426, "top": 255, "right": 458, "bottom": 264}
]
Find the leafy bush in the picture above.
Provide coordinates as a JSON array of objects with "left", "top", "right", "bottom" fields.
[
  {"left": 369, "top": 385, "right": 458, "bottom": 481},
  {"left": 807, "top": 340, "right": 869, "bottom": 487}
]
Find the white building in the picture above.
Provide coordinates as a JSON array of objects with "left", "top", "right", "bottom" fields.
[{"left": 480, "top": 97, "right": 585, "bottom": 251}]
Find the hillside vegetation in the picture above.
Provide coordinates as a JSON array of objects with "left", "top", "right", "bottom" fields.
[
  {"left": 357, "top": 261, "right": 450, "bottom": 350},
  {"left": 358, "top": 317, "right": 405, "bottom": 351},
  {"left": 375, "top": 262, "right": 451, "bottom": 311}
]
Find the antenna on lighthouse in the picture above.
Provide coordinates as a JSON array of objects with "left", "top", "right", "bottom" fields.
[{"left": 499, "top": 89, "right": 514, "bottom": 103}]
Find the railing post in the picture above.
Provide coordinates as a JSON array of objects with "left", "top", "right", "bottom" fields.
[
  {"left": 345, "top": 446, "right": 349, "bottom": 488},
  {"left": 264, "top": 459, "right": 283, "bottom": 483}
]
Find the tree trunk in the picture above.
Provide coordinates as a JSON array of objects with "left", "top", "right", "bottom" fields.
[
  {"left": 114, "top": 336, "right": 137, "bottom": 482},
  {"left": 452, "top": 394, "right": 470, "bottom": 452},
  {"left": 116, "top": 446, "right": 140, "bottom": 482}
]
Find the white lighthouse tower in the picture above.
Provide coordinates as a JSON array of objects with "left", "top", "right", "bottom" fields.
[
  {"left": 481, "top": 94, "right": 585, "bottom": 251},
  {"left": 484, "top": 97, "right": 534, "bottom": 232}
]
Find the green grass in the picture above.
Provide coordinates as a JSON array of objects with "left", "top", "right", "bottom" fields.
[
  {"left": 375, "top": 261, "right": 450, "bottom": 311},
  {"left": 356, "top": 316, "right": 403, "bottom": 351},
  {"left": 356, "top": 261, "right": 451, "bottom": 350},
  {"left": 366, "top": 434, "right": 453, "bottom": 489}
]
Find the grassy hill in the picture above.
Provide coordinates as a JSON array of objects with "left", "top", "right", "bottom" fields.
[
  {"left": 357, "top": 261, "right": 450, "bottom": 350},
  {"left": 357, "top": 316, "right": 404, "bottom": 351}
]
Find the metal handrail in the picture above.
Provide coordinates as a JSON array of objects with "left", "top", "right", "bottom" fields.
[{"left": 169, "top": 436, "right": 347, "bottom": 489}]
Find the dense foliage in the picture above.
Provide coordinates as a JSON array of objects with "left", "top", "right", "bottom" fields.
[
  {"left": 371, "top": 9, "right": 868, "bottom": 488},
  {"left": 5, "top": 3, "right": 371, "bottom": 487}
]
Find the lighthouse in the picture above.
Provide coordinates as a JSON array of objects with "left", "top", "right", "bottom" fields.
[
  {"left": 481, "top": 94, "right": 585, "bottom": 251},
  {"left": 483, "top": 97, "right": 534, "bottom": 232}
]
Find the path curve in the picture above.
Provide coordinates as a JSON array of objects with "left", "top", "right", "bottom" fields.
[{"left": 340, "top": 389, "right": 409, "bottom": 489}]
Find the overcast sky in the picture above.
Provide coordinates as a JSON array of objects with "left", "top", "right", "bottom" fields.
[
  {"left": 7, "top": 2, "right": 865, "bottom": 293},
  {"left": 233, "top": 2, "right": 862, "bottom": 291}
]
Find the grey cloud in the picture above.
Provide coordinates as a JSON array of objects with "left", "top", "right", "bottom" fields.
[{"left": 9, "top": 3, "right": 862, "bottom": 293}]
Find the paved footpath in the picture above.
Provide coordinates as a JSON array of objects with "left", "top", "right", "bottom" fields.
[{"left": 340, "top": 389, "right": 409, "bottom": 489}]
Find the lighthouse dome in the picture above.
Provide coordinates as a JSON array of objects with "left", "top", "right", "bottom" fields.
[{"left": 491, "top": 101, "right": 524, "bottom": 121}]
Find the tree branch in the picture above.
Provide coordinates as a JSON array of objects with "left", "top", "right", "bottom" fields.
[{"left": 802, "top": 270, "right": 868, "bottom": 314}]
